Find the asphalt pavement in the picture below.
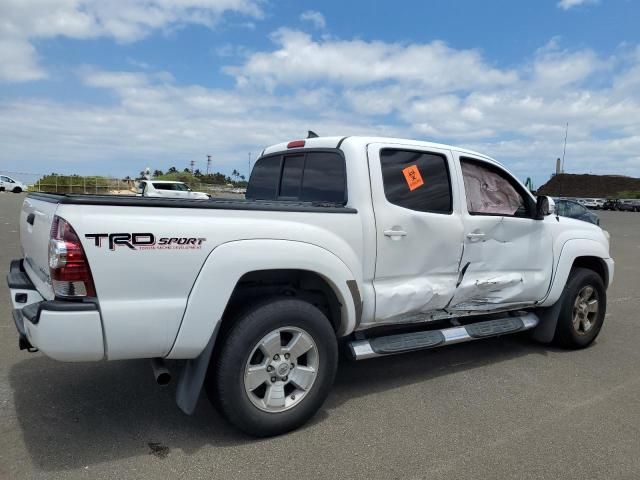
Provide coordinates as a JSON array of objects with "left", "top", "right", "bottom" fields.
[{"left": 1, "top": 192, "right": 640, "bottom": 479}]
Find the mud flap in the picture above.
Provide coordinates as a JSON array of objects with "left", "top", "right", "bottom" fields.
[
  {"left": 175, "top": 326, "right": 218, "bottom": 415},
  {"left": 530, "top": 298, "right": 564, "bottom": 343}
]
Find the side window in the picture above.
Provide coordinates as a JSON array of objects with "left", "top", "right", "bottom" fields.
[
  {"left": 460, "top": 158, "right": 529, "bottom": 217},
  {"left": 380, "top": 149, "right": 452, "bottom": 214},
  {"left": 570, "top": 202, "right": 586, "bottom": 216},
  {"left": 556, "top": 201, "right": 567, "bottom": 216}
]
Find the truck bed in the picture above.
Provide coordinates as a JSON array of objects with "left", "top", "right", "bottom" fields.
[{"left": 27, "top": 192, "right": 358, "bottom": 214}]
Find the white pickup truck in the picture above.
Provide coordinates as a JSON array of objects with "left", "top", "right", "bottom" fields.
[{"left": 7, "top": 136, "right": 614, "bottom": 436}]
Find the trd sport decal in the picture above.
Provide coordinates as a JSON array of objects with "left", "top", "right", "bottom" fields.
[{"left": 85, "top": 233, "right": 206, "bottom": 250}]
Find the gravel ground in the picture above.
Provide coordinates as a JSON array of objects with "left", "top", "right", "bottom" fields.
[{"left": 1, "top": 192, "right": 639, "bottom": 480}]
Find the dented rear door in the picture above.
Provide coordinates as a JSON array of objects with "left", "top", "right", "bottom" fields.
[
  {"left": 368, "top": 143, "right": 464, "bottom": 323},
  {"left": 448, "top": 153, "right": 553, "bottom": 311}
]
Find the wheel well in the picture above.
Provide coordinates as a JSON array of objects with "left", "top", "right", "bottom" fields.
[
  {"left": 571, "top": 256, "right": 607, "bottom": 286},
  {"left": 221, "top": 269, "right": 343, "bottom": 334}
]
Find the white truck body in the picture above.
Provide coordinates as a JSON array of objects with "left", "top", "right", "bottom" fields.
[{"left": 7, "top": 135, "right": 614, "bottom": 434}]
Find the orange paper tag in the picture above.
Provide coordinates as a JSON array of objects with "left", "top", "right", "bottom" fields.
[{"left": 402, "top": 165, "right": 424, "bottom": 191}]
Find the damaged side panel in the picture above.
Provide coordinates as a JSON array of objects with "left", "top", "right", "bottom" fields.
[
  {"left": 367, "top": 143, "right": 466, "bottom": 324},
  {"left": 448, "top": 272, "right": 525, "bottom": 309},
  {"left": 447, "top": 219, "right": 554, "bottom": 311},
  {"left": 449, "top": 152, "right": 555, "bottom": 311},
  {"left": 373, "top": 275, "right": 458, "bottom": 322}
]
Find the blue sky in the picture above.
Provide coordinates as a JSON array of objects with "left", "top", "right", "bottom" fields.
[{"left": 1, "top": 0, "right": 639, "bottom": 187}]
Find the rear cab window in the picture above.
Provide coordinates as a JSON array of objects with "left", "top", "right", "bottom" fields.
[{"left": 246, "top": 150, "right": 347, "bottom": 204}]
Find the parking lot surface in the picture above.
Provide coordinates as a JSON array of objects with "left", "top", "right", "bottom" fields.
[{"left": 1, "top": 192, "right": 640, "bottom": 479}]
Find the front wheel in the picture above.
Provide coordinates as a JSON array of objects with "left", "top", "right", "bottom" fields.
[
  {"left": 553, "top": 268, "right": 606, "bottom": 349},
  {"left": 207, "top": 298, "right": 338, "bottom": 437}
]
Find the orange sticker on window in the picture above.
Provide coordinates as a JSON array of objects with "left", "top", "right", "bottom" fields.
[{"left": 402, "top": 164, "right": 424, "bottom": 191}]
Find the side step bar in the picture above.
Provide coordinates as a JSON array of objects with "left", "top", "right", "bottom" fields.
[{"left": 348, "top": 313, "right": 539, "bottom": 360}]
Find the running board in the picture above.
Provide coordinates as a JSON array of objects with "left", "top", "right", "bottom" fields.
[{"left": 348, "top": 313, "right": 539, "bottom": 360}]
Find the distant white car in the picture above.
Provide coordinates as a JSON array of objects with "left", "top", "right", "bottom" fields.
[
  {"left": 137, "top": 180, "right": 210, "bottom": 200},
  {"left": 580, "top": 198, "right": 599, "bottom": 209},
  {"left": 0, "top": 175, "right": 26, "bottom": 193}
]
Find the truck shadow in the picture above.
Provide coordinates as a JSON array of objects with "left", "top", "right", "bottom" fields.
[{"left": 9, "top": 334, "right": 554, "bottom": 472}]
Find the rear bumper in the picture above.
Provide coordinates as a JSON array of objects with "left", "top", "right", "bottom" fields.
[{"left": 7, "top": 259, "right": 105, "bottom": 361}]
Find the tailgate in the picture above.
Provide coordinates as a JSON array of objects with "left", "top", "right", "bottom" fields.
[{"left": 20, "top": 195, "right": 58, "bottom": 300}]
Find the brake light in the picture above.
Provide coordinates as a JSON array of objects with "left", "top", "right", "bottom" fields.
[
  {"left": 287, "top": 140, "right": 305, "bottom": 149},
  {"left": 49, "top": 216, "right": 96, "bottom": 298}
]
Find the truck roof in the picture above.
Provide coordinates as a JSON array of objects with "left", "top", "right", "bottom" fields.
[{"left": 261, "top": 136, "right": 501, "bottom": 167}]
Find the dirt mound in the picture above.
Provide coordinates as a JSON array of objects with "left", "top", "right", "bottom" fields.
[{"left": 537, "top": 174, "right": 640, "bottom": 198}]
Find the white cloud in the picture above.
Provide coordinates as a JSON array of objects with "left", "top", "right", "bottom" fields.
[
  {"left": 0, "top": 0, "right": 264, "bottom": 83},
  {"left": 2, "top": 29, "right": 640, "bottom": 185},
  {"left": 0, "top": 38, "right": 47, "bottom": 82},
  {"left": 0, "top": 68, "right": 394, "bottom": 176},
  {"left": 532, "top": 48, "right": 604, "bottom": 87},
  {"left": 227, "top": 29, "right": 518, "bottom": 91},
  {"left": 557, "top": 0, "right": 599, "bottom": 10},
  {"left": 300, "top": 10, "right": 326, "bottom": 30}
]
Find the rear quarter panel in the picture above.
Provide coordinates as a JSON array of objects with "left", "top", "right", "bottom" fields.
[{"left": 55, "top": 203, "right": 364, "bottom": 360}]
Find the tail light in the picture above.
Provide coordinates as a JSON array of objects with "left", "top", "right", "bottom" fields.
[{"left": 49, "top": 216, "right": 96, "bottom": 298}]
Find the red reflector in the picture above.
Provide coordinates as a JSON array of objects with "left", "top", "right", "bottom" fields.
[{"left": 287, "top": 140, "right": 305, "bottom": 149}]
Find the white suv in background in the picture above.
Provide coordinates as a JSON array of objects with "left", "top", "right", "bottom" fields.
[
  {"left": 0, "top": 175, "right": 26, "bottom": 193},
  {"left": 580, "top": 198, "right": 599, "bottom": 209},
  {"left": 137, "top": 180, "right": 210, "bottom": 199}
]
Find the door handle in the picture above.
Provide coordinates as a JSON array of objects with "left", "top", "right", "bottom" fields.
[
  {"left": 384, "top": 229, "right": 407, "bottom": 238},
  {"left": 466, "top": 232, "right": 486, "bottom": 239}
]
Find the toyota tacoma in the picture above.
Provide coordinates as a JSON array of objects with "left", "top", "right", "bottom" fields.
[{"left": 7, "top": 136, "right": 614, "bottom": 436}]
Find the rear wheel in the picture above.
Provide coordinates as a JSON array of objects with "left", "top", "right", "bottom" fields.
[
  {"left": 553, "top": 268, "right": 606, "bottom": 349},
  {"left": 207, "top": 298, "right": 338, "bottom": 437},
  {"left": 12, "top": 187, "right": 22, "bottom": 193}
]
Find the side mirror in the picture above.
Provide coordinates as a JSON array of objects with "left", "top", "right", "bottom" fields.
[{"left": 535, "top": 196, "right": 551, "bottom": 219}]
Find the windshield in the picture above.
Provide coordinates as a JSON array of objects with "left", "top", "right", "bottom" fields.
[{"left": 153, "top": 182, "right": 189, "bottom": 191}]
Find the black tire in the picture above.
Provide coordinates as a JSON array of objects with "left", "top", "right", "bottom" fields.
[
  {"left": 553, "top": 268, "right": 606, "bottom": 349},
  {"left": 12, "top": 187, "right": 22, "bottom": 193},
  {"left": 207, "top": 298, "right": 338, "bottom": 437}
]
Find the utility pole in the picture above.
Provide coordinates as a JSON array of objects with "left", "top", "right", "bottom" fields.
[
  {"left": 248, "top": 152, "right": 251, "bottom": 176},
  {"left": 561, "top": 122, "right": 568, "bottom": 174},
  {"left": 206, "top": 155, "right": 211, "bottom": 175},
  {"left": 190, "top": 159, "right": 195, "bottom": 173}
]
